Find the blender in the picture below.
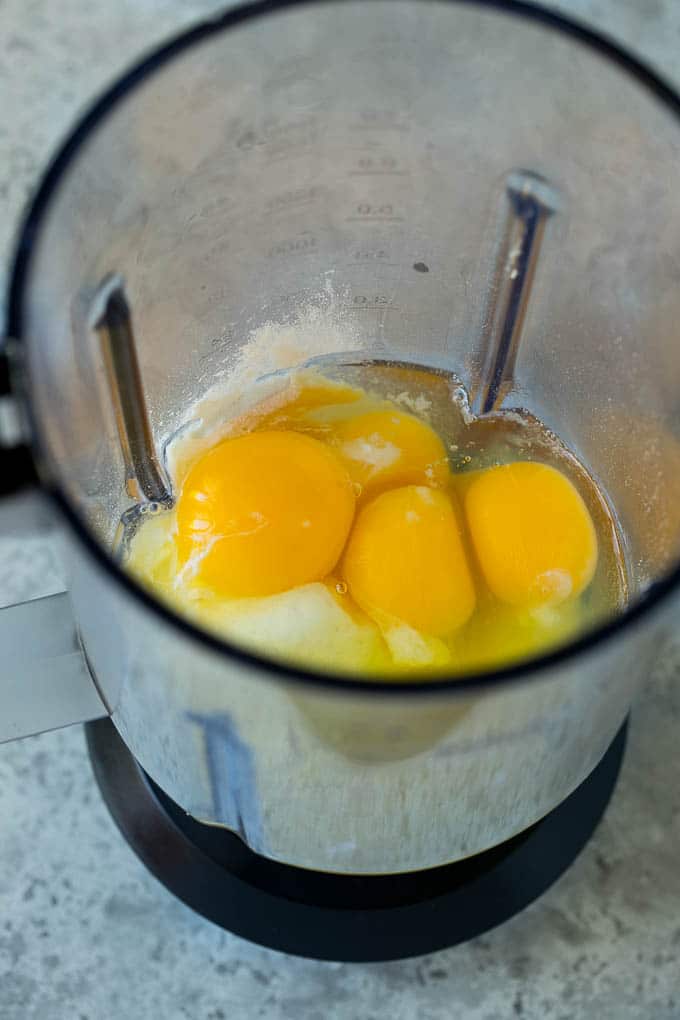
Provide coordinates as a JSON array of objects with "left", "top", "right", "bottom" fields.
[{"left": 2, "top": 0, "right": 680, "bottom": 961}]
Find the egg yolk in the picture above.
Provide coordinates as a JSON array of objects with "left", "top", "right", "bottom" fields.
[
  {"left": 331, "top": 409, "right": 449, "bottom": 497},
  {"left": 463, "top": 461, "right": 598, "bottom": 608},
  {"left": 175, "top": 430, "right": 355, "bottom": 597},
  {"left": 342, "top": 485, "right": 476, "bottom": 636},
  {"left": 256, "top": 378, "right": 362, "bottom": 431}
]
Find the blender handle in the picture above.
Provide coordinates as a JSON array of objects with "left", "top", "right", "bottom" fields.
[
  {"left": 0, "top": 593, "right": 108, "bottom": 743},
  {"left": 0, "top": 347, "right": 109, "bottom": 742}
]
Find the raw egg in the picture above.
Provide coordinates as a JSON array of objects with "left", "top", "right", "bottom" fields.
[
  {"left": 175, "top": 430, "right": 355, "bottom": 597},
  {"left": 463, "top": 461, "right": 598, "bottom": 608},
  {"left": 126, "top": 367, "right": 619, "bottom": 678},
  {"left": 332, "top": 409, "right": 449, "bottom": 497},
  {"left": 342, "top": 485, "right": 476, "bottom": 636}
]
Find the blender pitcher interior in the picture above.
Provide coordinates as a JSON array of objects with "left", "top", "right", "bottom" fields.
[
  {"left": 11, "top": 0, "right": 680, "bottom": 872},
  {"left": 20, "top": 1, "right": 680, "bottom": 581}
]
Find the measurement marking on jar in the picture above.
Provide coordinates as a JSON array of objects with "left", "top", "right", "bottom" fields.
[
  {"left": 235, "top": 115, "right": 319, "bottom": 151},
  {"left": 348, "top": 155, "right": 406, "bottom": 176},
  {"left": 346, "top": 216, "right": 403, "bottom": 223},
  {"left": 188, "top": 196, "right": 236, "bottom": 221},
  {"left": 197, "top": 331, "right": 235, "bottom": 364},
  {"left": 346, "top": 295, "right": 397, "bottom": 310},
  {"left": 265, "top": 186, "right": 320, "bottom": 213},
  {"left": 353, "top": 249, "right": 390, "bottom": 260},
  {"left": 267, "top": 235, "right": 318, "bottom": 258},
  {"left": 257, "top": 290, "right": 308, "bottom": 316},
  {"left": 350, "top": 250, "right": 398, "bottom": 266},
  {"left": 346, "top": 203, "right": 403, "bottom": 223}
]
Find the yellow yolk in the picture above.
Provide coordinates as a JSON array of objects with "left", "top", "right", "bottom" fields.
[
  {"left": 175, "top": 430, "right": 355, "bottom": 597},
  {"left": 342, "top": 485, "right": 476, "bottom": 636},
  {"left": 256, "top": 378, "right": 362, "bottom": 431},
  {"left": 463, "top": 461, "right": 598, "bottom": 608},
  {"left": 331, "top": 409, "right": 449, "bottom": 497}
]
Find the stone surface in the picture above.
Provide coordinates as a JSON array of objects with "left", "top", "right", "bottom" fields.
[{"left": 1, "top": 1, "right": 680, "bottom": 1017}]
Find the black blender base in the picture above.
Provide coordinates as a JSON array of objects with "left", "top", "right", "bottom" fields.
[{"left": 86, "top": 718, "right": 627, "bottom": 962}]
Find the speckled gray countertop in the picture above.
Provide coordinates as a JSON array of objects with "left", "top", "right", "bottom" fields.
[{"left": 1, "top": 1, "right": 680, "bottom": 1018}]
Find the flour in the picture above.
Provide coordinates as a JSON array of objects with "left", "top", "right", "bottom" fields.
[{"left": 164, "top": 286, "right": 361, "bottom": 481}]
